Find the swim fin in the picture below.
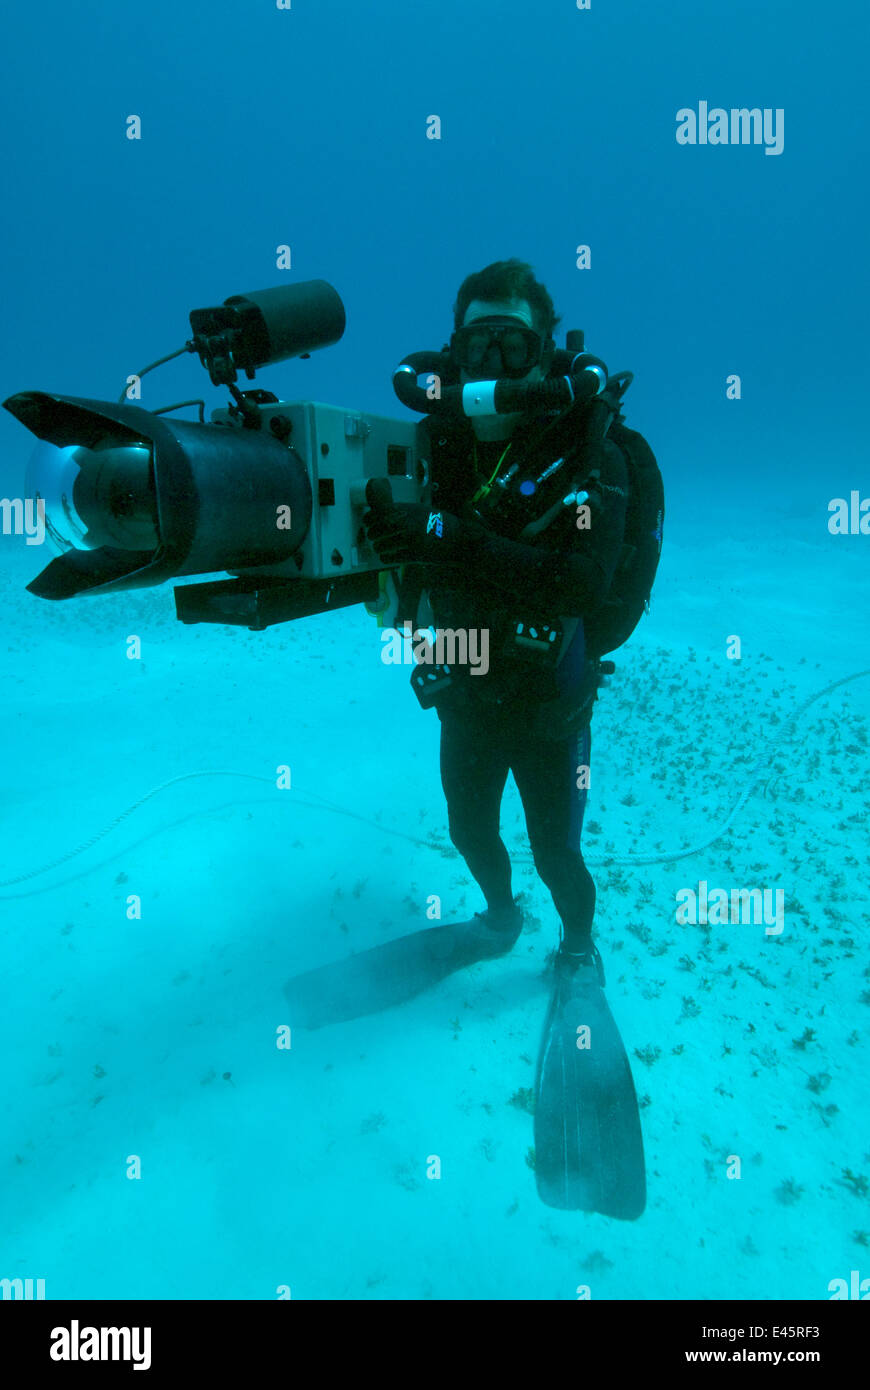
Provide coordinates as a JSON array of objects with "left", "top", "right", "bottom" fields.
[
  {"left": 533, "top": 946, "right": 646, "bottom": 1219},
  {"left": 283, "top": 903, "right": 524, "bottom": 1030}
]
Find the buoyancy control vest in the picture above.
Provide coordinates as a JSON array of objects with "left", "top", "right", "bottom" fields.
[{"left": 367, "top": 362, "right": 664, "bottom": 729}]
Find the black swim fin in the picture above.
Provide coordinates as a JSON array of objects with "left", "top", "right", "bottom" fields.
[
  {"left": 283, "top": 904, "right": 523, "bottom": 1030},
  {"left": 533, "top": 947, "right": 646, "bottom": 1219}
]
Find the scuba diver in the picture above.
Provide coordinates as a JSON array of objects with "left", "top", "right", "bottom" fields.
[
  {"left": 366, "top": 280, "right": 619, "bottom": 967},
  {"left": 284, "top": 259, "right": 662, "bottom": 1217}
]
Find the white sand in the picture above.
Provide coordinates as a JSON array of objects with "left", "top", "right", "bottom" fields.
[{"left": 1, "top": 510, "right": 867, "bottom": 1300}]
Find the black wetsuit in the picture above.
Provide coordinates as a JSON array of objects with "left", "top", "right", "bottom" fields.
[{"left": 419, "top": 410, "right": 630, "bottom": 950}]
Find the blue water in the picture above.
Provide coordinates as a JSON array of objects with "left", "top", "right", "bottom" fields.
[{"left": 1, "top": 0, "right": 868, "bottom": 1301}]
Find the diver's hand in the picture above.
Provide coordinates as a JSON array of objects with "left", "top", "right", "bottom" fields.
[{"left": 363, "top": 498, "right": 480, "bottom": 566}]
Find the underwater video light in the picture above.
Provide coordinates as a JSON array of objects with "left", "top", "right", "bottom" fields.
[{"left": 188, "top": 280, "right": 346, "bottom": 386}]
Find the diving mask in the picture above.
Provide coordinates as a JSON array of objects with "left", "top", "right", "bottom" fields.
[{"left": 450, "top": 317, "right": 546, "bottom": 379}]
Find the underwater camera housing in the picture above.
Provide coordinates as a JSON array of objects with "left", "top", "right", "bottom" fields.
[{"left": 3, "top": 279, "right": 613, "bottom": 629}]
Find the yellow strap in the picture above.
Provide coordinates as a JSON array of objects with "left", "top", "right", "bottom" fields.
[
  {"left": 470, "top": 438, "right": 513, "bottom": 505},
  {"left": 370, "top": 565, "right": 401, "bottom": 628}
]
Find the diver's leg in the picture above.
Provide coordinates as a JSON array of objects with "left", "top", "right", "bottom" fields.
[
  {"left": 510, "top": 722, "right": 597, "bottom": 952},
  {"left": 438, "top": 703, "right": 514, "bottom": 912},
  {"left": 527, "top": 717, "right": 644, "bottom": 1216}
]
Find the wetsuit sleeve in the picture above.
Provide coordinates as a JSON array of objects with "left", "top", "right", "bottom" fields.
[{"left": 460, "top": 438, "right": 629, "bottom": 616}]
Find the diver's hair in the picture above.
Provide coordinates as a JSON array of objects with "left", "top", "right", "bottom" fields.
[{"left": 452, "top": 258, "right": 561, "bottom": 339}]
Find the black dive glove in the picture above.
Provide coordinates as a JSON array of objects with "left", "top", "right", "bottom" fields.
[
  {"left": 363, "top": 481, "right": 482, "bottom": 566},
  {"left": 362, "top": 480, "right": 611, "bottom": 611}
]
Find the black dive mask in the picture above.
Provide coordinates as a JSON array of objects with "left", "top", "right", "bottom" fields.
[{"left": 450, "top": 317, "right": 546, "bottom": 379}]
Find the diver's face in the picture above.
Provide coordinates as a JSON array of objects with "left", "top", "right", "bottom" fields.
[{"left": 458, "top": 298, "right": 550, "bottom": 384}]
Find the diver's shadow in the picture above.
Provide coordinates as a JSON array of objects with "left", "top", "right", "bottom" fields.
[{"left": 282, "top": 921, "right": 548, "bottom": 1030}]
